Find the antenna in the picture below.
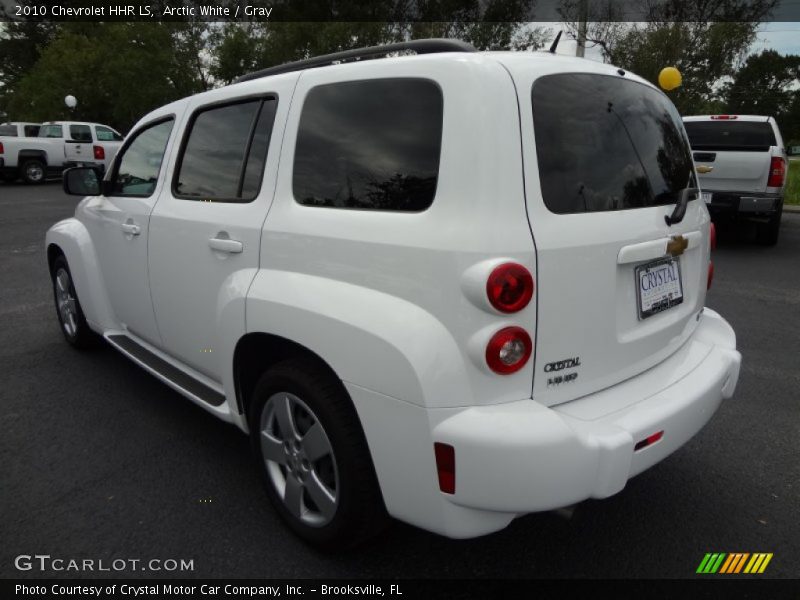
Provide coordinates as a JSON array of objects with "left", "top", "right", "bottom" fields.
[{"left": 549, "top": 31, "right": 563, "bottom": 54}]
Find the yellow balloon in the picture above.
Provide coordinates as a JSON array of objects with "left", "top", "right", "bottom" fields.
[{"left": 658, "top": 67, "right": 682, "bottom": 91}]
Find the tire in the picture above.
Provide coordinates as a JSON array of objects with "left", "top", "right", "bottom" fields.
[
  {"left": 21, "top": 159, "right": 46, "bottom": 184},
  {"left": 51, "top": 255, "right": 98, "bottom": 349},
  {"left": 249, "top": 359, "right": 388, "bottom": 550},
  {"left": 756, "top": 202, "right": 782, "bottom": 246}
]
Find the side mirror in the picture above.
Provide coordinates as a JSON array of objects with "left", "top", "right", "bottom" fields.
[{"left": 63, "top": 167, "right": 102, "bottom": 196}]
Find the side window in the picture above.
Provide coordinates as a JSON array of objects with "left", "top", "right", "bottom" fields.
[
  {"left": 96, "top": 126, "right": 123, "bottom": 142},
  {"left": 24, "top": 125, "right": 40, "bottom": 137},
  {"left": 39, "top": 124, "right": 63, "bottom": 138},
  {"left": 0, "top": 125, "right": 17, "bottom": 136},
  {"left": 293, "top": 78, "right": 443, "bottom": 211},
  {"left": 173, "top": 97, "right": 277, "bottom": 202},
  {"left": 111, "top": 118, "right": 174, "bottom": 197},
  {"left": 70, "top": 124, "right": 92, "bottom": 142}
]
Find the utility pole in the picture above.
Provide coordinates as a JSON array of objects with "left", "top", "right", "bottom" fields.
[{"left": 576, "top": 0, "right": 588, "bottom": 58}]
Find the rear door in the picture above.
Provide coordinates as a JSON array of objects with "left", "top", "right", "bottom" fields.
[
  {"left": 148, "top": 78, "right": 293, "bottom": 382},
  {"left": 510, "top": 67, "right": 710, "bottom": 407},
  {"left": 683, "top": 119, "right": 775, "bottom": 193},
  {"left": 65, "top": 123, "right": 94, "bottom": 165}
]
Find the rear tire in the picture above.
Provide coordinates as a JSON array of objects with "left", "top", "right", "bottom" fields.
[
  {"left": 756, "top": 202, "right": 782, "bottom": 246},
  {"left": 51, "top": 255, "right": 98, "bottom": 349},
  {"left": 21, "top": 159, "right": 46, "bottom": 185},
  {"left": 248, "top": 359, "right": 388, "bottom": 550}
]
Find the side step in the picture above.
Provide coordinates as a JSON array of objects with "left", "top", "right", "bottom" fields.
[{"left": 106, "top": 334, "right": 225, "bottom": 407}]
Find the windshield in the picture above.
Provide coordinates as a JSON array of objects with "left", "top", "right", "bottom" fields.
[
  {"left": 683, "top": 121, "right": 776, "bottom": 152},
  {"left": 532, "top": 73, "right": 696, "bottom": 214}
]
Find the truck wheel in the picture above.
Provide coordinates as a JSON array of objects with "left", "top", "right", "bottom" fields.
[
  {"left": 756, "top": 203, "right": 782, "bottom": 246},
  {"left": 51, "top": 255, "right": 98, "bottom": 349},
  {"left": 21, "top": 159, "right": 46, "bottom": 184},
  {"left": 249, "top": 359, "right": 388, "bottom": 550}
]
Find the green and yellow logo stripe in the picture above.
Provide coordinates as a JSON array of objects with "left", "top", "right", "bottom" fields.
[{"left": 696, "top": 552, "right": 773, "bottom": 574}]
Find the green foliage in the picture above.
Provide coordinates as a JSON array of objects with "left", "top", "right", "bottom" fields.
[{"left": 3, "top": 23, "right": 209, "bottom": 132}]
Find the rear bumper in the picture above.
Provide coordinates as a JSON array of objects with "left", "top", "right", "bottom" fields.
[
  {"left": 705, "top": 191, "right": 782, "bottom": 217},
  {"left": 354, "top": 308, "right": 740, "bottom": 538}
]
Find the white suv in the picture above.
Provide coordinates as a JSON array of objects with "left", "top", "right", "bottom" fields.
[{"left": 46, "top": 39, "right": 741, "bottom": 548}]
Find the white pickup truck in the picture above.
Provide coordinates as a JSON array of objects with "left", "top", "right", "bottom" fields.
[
  {"left": 0, "top": 120, "right": 123, "bottom": 184},
  {"left": 683, "top": 115, "right": 787, "bottom": 245}
]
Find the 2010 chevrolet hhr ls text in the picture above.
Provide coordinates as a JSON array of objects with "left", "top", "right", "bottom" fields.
[{"left": 46, "top": 40, "right": 741, "bottom": 549}]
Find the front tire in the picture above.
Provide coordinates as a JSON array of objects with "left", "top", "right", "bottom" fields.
[
  {"left": 51, "top": 255, "right": 98, "bottom": 349},
  {"left": 249, "top": 359, "right": 388, "bottom": 550},
  {"left": 21, "top": 159, "right": 46, "bottom": 184}
]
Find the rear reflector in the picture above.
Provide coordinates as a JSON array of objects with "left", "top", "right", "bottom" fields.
[
  {"left": 707, "top": 261, "right": 714, "bottom": 290},
  {"left": 434, "top": 443, "right": 455, "bottom": 494},
  {"left": 710, "top": 115, "right": 738, "bottom": 120},
  {"left": 767, "top": 157, "right": 785, "bottom": 188},
  {"left": 93, "top": 145, "right": 105, "bottom": 161},
  {"left": 634, "top": 430, "right": 664, "bottom": 451},
  {"left": 710, "top": 222, "right": 717, "bottom": 252}
]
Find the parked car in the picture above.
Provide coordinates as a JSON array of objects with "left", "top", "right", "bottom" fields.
[
  {"left": 0, "top": 121, "right": 42, "bottom": 137},
  {"left": 0, "top": 120, "right": 123, "bottom": 184},
  {"left": 46, "top": 39, "right": 741, "bottom": 549},
  {"left": 683, "top": 115, "right": 787, "bottom": 245}
]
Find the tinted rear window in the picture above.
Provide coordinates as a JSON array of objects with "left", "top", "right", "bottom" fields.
[
  {"left": 532, "top": 73, "right": 695, "bottom": 214},
  {"left": 683, "top": 121, "right": 776, "bottom": 151},
  {"left": 293, "top": 78, "right": 443, "bottom": 211}
]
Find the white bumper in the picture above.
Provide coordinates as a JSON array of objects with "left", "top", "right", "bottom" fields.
[{"left": 350, "top": 308, "right": 740, "bottom": 538}]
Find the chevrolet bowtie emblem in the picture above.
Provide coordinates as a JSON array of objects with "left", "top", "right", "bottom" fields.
[
  {"left": 667, "top": 235, "right": 688, "bottom": 257},
  {"left": 696, "top": 165, "right": 714, "bottom": 174}
]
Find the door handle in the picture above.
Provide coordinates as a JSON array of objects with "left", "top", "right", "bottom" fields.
[
  {"left": 208, "top": 237, "right": 243, "bottom": 254},
  {"left": 121, "top": 223, "right": 141, "bottom": 236}
]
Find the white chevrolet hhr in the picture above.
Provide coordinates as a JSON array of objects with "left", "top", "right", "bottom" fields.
[{"left": 46, "top": 40, "right": 741, "bottom": 549}]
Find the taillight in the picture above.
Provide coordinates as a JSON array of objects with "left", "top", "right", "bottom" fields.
[
  {"left": 710, "top": 222, "right": 717, "bottom": 252},
  {"left": 767, "top": 157, "right": 785, "bottom": 188},
  {"left": 93, "top": 145, "right": 105, "bottom": 160},
  {"left": 486, "top": 263, "right": 534, "bottom": 313},
  {"left": 486, "top": 326, "right": 532, "bottom": 374},
  {"left": 707, "top": 262, "right": 714, "bottom": 290},
  {"left": 0, "top": 141, "right": 4, "bottom": 154},
  {"left": 710, "top": 115, "right": 738, "bottom": 120},
  {"left": 433, "top": 443, "right": 455, "bottom": 494}
]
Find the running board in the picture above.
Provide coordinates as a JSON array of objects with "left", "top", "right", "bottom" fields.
[{"left": 106, "top": 334, "right": 225, "bottom": 407}]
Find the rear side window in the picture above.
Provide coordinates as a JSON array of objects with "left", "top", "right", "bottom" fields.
[
  {"left": 0, "top": 125, "right": 17, "bottom": 136},
  {"left": 293, "top": 78, "right": 443, "bottom": 211},
  {"left": 174, "top": 98, "right": 277, "bottom": 202},
  {"left": 23, "top": 125, "right": 40, "bottom": 137},
  {"left": 96, "top": 126, "right": 123, "bottom": 142},
  {"left": 532, "top": 73, "right": 696, "bottom": 214},
  {"left": 69, "top": 125, "right": 92, "bottom": 142},
  {"left": 683, "top": 121, "right": 776, "bottom": 152},
  {"left": 39, "top": 125, "right": 63, "bottom": 138}
]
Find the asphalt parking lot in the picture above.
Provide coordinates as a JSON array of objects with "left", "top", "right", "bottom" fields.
[{"left": 1, "top": 182, "right": 798, "bottom": 579}]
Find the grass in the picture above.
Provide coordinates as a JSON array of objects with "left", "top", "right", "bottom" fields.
[{"left": 787, "top": 158, "right": 800, "bottom": 205}]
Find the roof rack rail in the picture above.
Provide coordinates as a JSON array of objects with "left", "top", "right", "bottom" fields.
[{"left": 234, "top": 38, "right": 477, "bottom": 84}]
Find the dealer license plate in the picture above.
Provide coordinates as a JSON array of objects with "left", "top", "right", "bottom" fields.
[
  {"left": 635, "top": 257, "right": 684, "bottom": 320},
  {"left": 701, "top": 192, "right": 712, "bottom": 203}
]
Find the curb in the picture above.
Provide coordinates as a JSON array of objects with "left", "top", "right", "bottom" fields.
[{"left": 784, "top": 204, "right": 800, "bottom": 213}]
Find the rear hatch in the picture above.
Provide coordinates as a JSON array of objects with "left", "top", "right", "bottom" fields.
[
  {"left": 683, "top": 118, "right": 774, "bottom": 193},
  {"left": 501, "top": 59, "right": 711, "bottom": 407}
]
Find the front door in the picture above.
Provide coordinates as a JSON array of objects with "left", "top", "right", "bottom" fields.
[{"left": 83, "top": 117, "right": 176, "bottom": 345}]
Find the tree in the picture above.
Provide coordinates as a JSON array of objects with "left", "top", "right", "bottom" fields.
[
  {"left": 4, "top": 23, "right": 210, "bottom": 132},
  {"left": 558, "top": 0, "right": 779, "bottom": 115},
  {"left": 724, "top": 50, "right": 800, "bottom": 140}
]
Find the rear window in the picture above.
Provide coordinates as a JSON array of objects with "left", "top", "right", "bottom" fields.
[
  {"left": 293, "top": 78, "right": 443, "bottom": 212},
  {"left": 683, "top": 121, "right": 776, "bottom": 152},
  {"left": 532, "top": 73, "right": 696, "bottom": 214},
  {"left": 0, "top": 125, "right": 17, "bottom": 137},
  {"left": 23, "top": 125, "right": 40, "bottom": 137}
]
